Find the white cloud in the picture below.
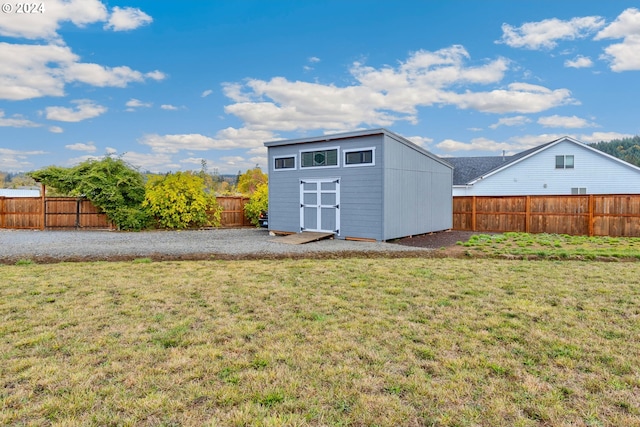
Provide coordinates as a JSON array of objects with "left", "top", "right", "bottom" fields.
[
  {"left": 120, "top": 152, "right": 177, "bottom": 172},
  {"left": 437, "top": 137, "right": 516, "bottom": 153},
  {"left": 0, "top": 148, "right": 47, "bottom": 171},
  {"left": 0, "top": 1, "right": 152, "bottom": 41},
  {"left": 126, "top": 98, "right": 152, "bottom": 110},
  {"left": 537, "top": 115, "right": 595, "bottom": 128},
  {"left": 161, "top": 104, "right": 179, "bottom": 110},
  {"left": 0, "top": 42, "right": 164, "bottom": 100},
  {"left": 309, "top": 56, "right": 321, "bottom": 63},
  {"left": 498, "top": 16, "right": 605, "bottom": 50},
  {"left": 598, "top": 36, "right": 640, "bottom": 71},
  {"left": 437, "top": 132, "right": 636, "bottom": 156},
  {"left": 49, "top": 126, "right": 64, "bottom": 133},
  {"left": 564, "top": 55, "right": 594, "bottom": 68},
  {"left": 222, "top": 47, "right": 575, "bottom": 135},
  {"left": 403, "top": 135, "right": 433, "bottom": 148},
  {"left": 442, "top": 83, "right": 576, "bottom": 114},
  {"left": 138, "top": 127, "right": 275, "bottom": 154},
  {"left": 45, "top": 100, "right": 107, "bottom": 122},
  {"left": 489, "top": 116, "right": 532, "bottom": 129},
  {"left": 65, "top": 142, "right": 97, "bottom": 152},
  {"left": 64, "top": 63, "right": 164, "bottom": 87},
  {"left": 246, "top": 146, "right": 267, "bottom": 155},
  {"left": 577, "top": 131, "right": 635, "bottom": 144},
  {"left": 105, "top": 6, "right": 152, "bottom": 31},
  {"left": 220, "top": 156, "right": 245, "bottom": 165},
  {"left": 66, "top": 154, "right": 102, "bottom": 165},
  {"left": 595, "top": 8, "right": 640, "bottom": 72},
  {"left": 0, "top": 110, "right": 40, "bottom": 127},
  {"left": 0, "top": 0, "right": 108, "bottom": 41},
  {"left": 180, "top": 157, "right": 206, "bottom": 166},
  {"left": 595, "top": 8, "right": 640, "bottom": 39},
  {"left": 201, "top": 89, "right": 213, "bottom": 98}
]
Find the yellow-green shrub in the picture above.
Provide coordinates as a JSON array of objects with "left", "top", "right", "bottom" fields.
[
  {"left": 244, "top": 182, "right": 268, "bottom": 227},
  {"left": 143, "top": 172, "right": 222, "bottom": 229}
]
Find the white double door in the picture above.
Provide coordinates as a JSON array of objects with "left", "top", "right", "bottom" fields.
[{"left": 300, "top": 178, "right": 340, "bottom": 234}]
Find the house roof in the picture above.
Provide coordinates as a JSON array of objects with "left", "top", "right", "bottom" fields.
[
  {"left": 445, "top": 136, "right": 640, "bottom": 186},
  {"left": 264, "top": 128, "right": 453, "bottom": 169}
]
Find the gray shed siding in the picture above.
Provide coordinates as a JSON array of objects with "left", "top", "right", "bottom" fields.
[
  {"left": 382, "top": 133, "right": 453, "bottom": 240},
  {"left": 267, "top": 134, "right": 384, "bottom": 240},
  {"left": 266, "top": 129, "right": 453, "bottom": 241}
]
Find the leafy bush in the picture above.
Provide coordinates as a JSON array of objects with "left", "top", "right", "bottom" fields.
[
  {"left": 28, "top": 157, "right": 151, "bottom": 231},
  {"left": 143, "top": 171, "right": 222, "bottom": 229},
  {"left": 237, "top": 167, "right": 267, "bottom": 195},
  {"left": 244, "top": 182, "right": 268, "bottom": 227}
]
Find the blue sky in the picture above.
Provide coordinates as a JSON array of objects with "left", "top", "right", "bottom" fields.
[{"left": 1, "top": 1, "right": 640, "bottom": 174}]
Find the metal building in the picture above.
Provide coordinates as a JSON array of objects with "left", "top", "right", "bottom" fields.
[{"left": 264, "top": 128, "right": 453, "bottom": 241}]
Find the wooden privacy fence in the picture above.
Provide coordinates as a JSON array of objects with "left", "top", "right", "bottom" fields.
[
  {"left": 453, "top": 194, "right": 640, "bottom": 237},
  {"left": 216, "top": 196, "right": 252, "bottom": 227},
  {"left": 0, "top": 197, "right": 114, "bottom": 230},
  {"left": 0, "top": 196, "right": 252, "bottom": 230}
]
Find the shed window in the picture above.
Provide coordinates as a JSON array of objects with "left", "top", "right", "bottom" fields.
[
  {"left": 274, "top": 156, "right": 295, "bottom": 169},
  {"left": 301, "top": 149, "right": 338, "bottom": 168},
  {"left": 571, "top": 187, "right": 587, "bottom": 194},
  {"left": 555, "top": 155, "right": 574, "bottom": 169},
  {"left": 345, "top": 149, "right": 374, "bottom": 166}
]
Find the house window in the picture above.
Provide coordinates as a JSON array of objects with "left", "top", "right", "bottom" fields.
[
  {"left": 571, "top": 187, "right": 587, "bottom": 194},
  {"left": 556, "top": 155, "right": 574, "bottom": 169},
  {"left": 274, "top": 156, "right": 295, "bottom": 170},
  {"left": 344, "top": 148, "right": 375, "bottom": 167},
  {"left": 301, "top": 149, "right": 338, "bottom": 168}
]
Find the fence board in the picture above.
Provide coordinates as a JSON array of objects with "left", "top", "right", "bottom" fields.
[
  {"left": 454, "top": 194, "right": 640, "bottom": 237},
  {"left": 0, "top": 197, "right": 43, "bottom": 229},
  {"left": 216, "top": 196, "right": 252, "bottom": 227},
  {"left": 45, "top": 198, "right": 114, "bottom": 229}
]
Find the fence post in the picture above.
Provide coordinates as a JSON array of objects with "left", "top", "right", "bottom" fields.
[
  {"left": 588, "top": 194, "right": 594, "bottom": 236},
  {"left": 41, "top": 185, "right": 46, "bottom": 230},
  {"left": 525, "top": 196, "right": 531, "bottom": 233},
  {"left": 0, "top": 196, "right": 4, "bottom": 229},
  {"left": 471, "top": 196, "right": 477, "bottom": 231}
]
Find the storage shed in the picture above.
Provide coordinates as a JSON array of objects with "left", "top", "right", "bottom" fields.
[{"left": 264, "top": 128, "right": 453, "bottom": 241}]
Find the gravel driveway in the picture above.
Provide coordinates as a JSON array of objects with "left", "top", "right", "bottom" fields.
[{"left": 0, "top": 228, "right": 433, "bottom": 263}]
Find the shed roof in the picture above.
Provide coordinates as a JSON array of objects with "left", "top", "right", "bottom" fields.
[{"left": 264, "top": 128, "right": 453, "bottom": 169}]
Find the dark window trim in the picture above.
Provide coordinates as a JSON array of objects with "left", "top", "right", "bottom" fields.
[
  {"left": 556, "top": 155, "right": 575, "bottom": 169},
  {"left": 300, "top": 147, "right": 340, "bottom": 169},
  {"left": 343, "top": 147, "right": 376, "bottom": 167},
  {"left": 274, "top": 155, "right": 296, "bottom": 171}
]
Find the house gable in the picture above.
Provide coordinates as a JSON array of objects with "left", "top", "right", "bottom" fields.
[{"left": 450, "top": 136, "right": 640, "bottom": 196}]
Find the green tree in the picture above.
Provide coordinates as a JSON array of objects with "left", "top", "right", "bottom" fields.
[
  {"left": 143, "top": 171, "right": 222, "bottom": 229},
  {"left": 590, "top": 136, "right": 640, "bottom": 167},
  {"left": 28, "top": 157, "right": 151, "bottom": 230},
  {"left": 244, "top": 182, "right": 269, "bottom": 227},
  {"left": 237, "top": 166, "right": 268, "bottom": 195}
]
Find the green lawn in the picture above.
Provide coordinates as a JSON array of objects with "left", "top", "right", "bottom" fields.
[
  {"left": 1, "top": 258, "right": 639, "bottom": 426},
  {"left": 459, "top": 232, "right": 640, "bottom": 260}
]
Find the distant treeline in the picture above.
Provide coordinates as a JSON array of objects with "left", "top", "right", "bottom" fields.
[{"left": 590, "top": 136, "right": 640, "bottom": 167}]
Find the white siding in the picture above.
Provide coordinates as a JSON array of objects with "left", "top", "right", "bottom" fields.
[{"left": 453, "top": 140, "right": 640, "bottom": 196}]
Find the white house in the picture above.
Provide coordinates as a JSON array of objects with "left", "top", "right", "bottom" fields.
[
  {"left": 446, "top": 136, "right": 640, "bottom": 196},
  {"left": 0, "top": 188, "right": 40, "bottom": 197}
]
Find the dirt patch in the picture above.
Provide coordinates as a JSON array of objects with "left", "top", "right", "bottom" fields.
[{"left": 391, "top": 230, "right": 485, "bottom": 257}]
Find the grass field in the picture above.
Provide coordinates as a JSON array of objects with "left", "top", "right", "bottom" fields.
[
  {"left": 1, "top": 257, "right": 639, "bottom": 426},
  {"left": 458, "top": 232, "right": 640, "bottom": 260}
]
